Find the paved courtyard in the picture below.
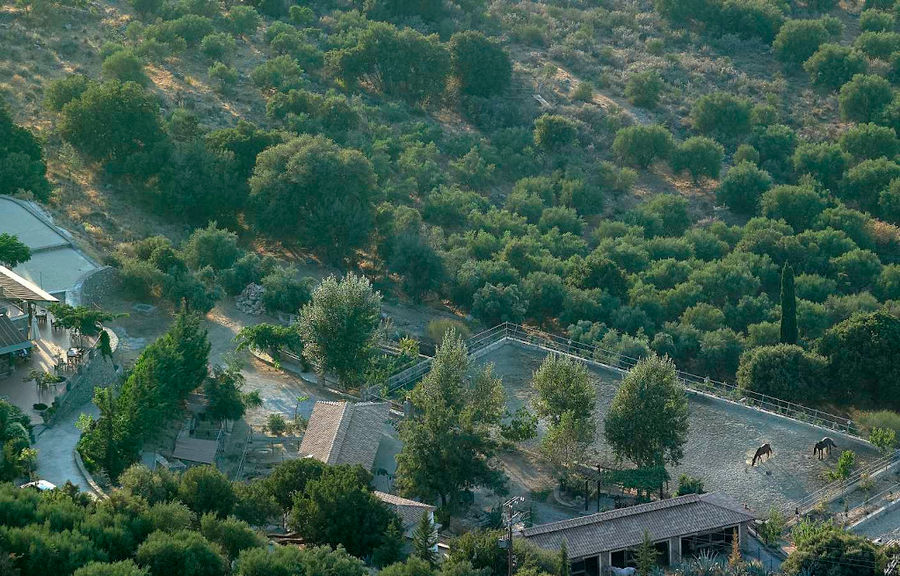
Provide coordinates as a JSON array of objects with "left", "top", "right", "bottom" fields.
[{"left": 0, "top": 319, "right": 82, "bottom": 424}]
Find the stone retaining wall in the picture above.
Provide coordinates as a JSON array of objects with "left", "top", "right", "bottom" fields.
[
  {"left": 79, "top": 266, "right": 120, "bottom": 307},
  {"left": 46, "top": 328, "right": 122, "bottom": 425}
]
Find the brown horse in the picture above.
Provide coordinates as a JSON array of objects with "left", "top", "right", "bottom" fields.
[
  {"left": 814, "top": 437, "right": 837, "bottom": 460},
  {"left": 752, "top": 443, "right": 773, "bottom": 466}
]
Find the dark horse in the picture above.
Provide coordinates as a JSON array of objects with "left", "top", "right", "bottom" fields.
[
  {"left": 814, "top": 437, "right": 837, "bottom": 460},
  {"left": 752, "top": 443, "right": 773, "bottom": 466}
]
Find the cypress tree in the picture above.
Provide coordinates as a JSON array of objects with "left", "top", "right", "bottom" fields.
[
  {"left": 412, "top": 511, "right": 437, "bottom": 566},
  {"left": 559, "top": 540, "right": 570, "bottom": 576},
  {"left": 636, "top": 531, "right": 657, "bottom": 576},
  {"left": 780, "top": 263, "right": 798, "bottom": 344}
]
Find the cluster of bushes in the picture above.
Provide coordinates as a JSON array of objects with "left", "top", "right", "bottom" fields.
[
  {"left": 0, "top": 400, "right": 35, "bottom": 481},
  {"left": 114, "top": 223, "right": 310, "bottom": 314},
  {"left": 0, "top": 459, "right": 567, "bottom": 576},
  {"left": 78, "top": 311, "right": 212, "bottom": 478},
  {"left": 654, "top": 0, "right": 786, "bottom": 43}
]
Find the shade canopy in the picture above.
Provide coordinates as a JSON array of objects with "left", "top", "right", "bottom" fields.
[{"left": 0, "top": 266, "right": 58, "bottom": 303}]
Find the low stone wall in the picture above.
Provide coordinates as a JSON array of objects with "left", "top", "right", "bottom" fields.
[
  {"left": 48, "top": 353, "right": 119, "bottom": 425},
  {"left": 79, "top": 266, "right": 120, "bottom": 307}
]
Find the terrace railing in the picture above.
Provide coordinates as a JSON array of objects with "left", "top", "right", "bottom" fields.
[
  {"left": 785, "top": 449, "right": 900, "bottom": 519},
  {"left": 368, "top": 323, "right": 861, "bottom": 440}
]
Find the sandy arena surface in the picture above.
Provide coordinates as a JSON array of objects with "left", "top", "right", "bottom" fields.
[{"left": 474, "top": 342, "right": 881, "bottom": 514}]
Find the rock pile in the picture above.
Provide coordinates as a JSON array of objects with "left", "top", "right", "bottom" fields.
[{"left": 236, "top": 283, "right": 266, "bottom": 315}]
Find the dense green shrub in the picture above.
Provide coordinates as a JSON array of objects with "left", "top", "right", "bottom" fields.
[
  {"left": 839, "top": 122, "right": 899, "bottom": 161},
  {"left": 690, "top": 92, "right": 752, "bottom": 140},
  {"left": 624, "top": 69, "right": 664, "bottom": 108},
  {"left": 859, "top": 8, "right": 894, "bottom": 31},
  {"left": 751, "top": 123, "right": 796, "bottom": 179},
  {"left": 737, "top": 344, "right": 827, "bottom": 402},
  {"left": 854, "top": 31, "right": 900, "bottom": 60},
  {"left": 101, "top": 50, "right": 148, "bottom": 85},
  {"left": 59, "top": 81, "right": 164, "bottom": 163},
  {"left": 880, "top": 179, "right": 900, "bottom": 223},
  {"left": 249, "top": 135, "right": 376, "bottom": 262},
  {"left": 533, "top": 114, "right": 578, "bottom": 152},
  {"left": 760, "top": 184, "right": 826, "bottom": 231},
  {"left": 43, "top": 74, "right": 91, "bottom": 111},
  {"left": 472, "top": 283, "right": 527, "bottom": 325},
  {"left": 819, "top": 310, "right": 900, "bottom": 409},
  {"left": 448, "top": 31, "right": 511, "bottom": 97},
  {"left": 838, "top": 74, "right": 894, "bottom": 123},
  {"left": 717, "top": 0, "right": 785, "bottom": 43},
  {"left": 329, "top": 22, "right": 449, "bottom": 104},
  {"left": 803, "top": 44, "right": 867, "bottom": 90},
  {"left": 0, "top": 106, "right": 51, "bottom": 201},
  {"left": 832, "top": 249, "right": 883, "bottom": 292},
  {"left": 612, "top": 124, "right": 673, "bottom": 168},
  {"left": 717, "top": 161, "right": 772, "bottom": 214},
  {"left": 792, "top": 142, "right": 849, "bottom": 191},
  {"left": 841, "top": 157, "right": 900, "bottom": 210},
  {"left": 200, "top": 32, "right": 236, "bottom": 61},
  {"left": 227, "top": 5, "right": 261, "bottom": 36},
  {"left": 774, "top": 18, "right": 840, "bottom": 65},
  {"left": 289, "top": 5, "right": 315, "bottom": 26},
  {"left": 251, "top": 55, "right": 304, "bottom": 91},
  {"left": 670, "top": 136, "right": 724, "bottom": 181}
]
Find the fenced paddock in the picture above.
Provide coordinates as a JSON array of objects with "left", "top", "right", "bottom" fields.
[
  {"left": 366, "top": 323, "right": 885, "bottom": 514},
  {"left": 473, "top": 340, "right": 881, "bottom": 514}
]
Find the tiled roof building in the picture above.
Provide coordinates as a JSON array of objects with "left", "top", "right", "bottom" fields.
[
  {"left": 374, "top": 491, "right": 436, "bottom": 538},
  {"left": 522, "top": 492, "right": 756, "bottom": 574},
  {"left": 299, "top": 401, "right": 389, "bottom": 470}
]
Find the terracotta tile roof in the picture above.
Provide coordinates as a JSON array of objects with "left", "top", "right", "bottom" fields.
[
  {"left": 299, "top": 401, "right": 389, "bottom": 470},
  {"left": 522, "top": 493, "right": 755, "bottom": 560},
  {"left": 0, "top": 266, "right": 58, "bottom": 303}
]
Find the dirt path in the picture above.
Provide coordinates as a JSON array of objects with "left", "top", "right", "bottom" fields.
[{"left": 205, "top": 301, "right": 343, "bottom": 427}]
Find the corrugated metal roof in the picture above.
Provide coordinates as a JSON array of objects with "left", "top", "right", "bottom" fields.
[
  {"left": 0, "top": 266, "right": 58, "bottom": 302},
  {"left": 522, "top": 493, "right": 755, "bottom": 559},
  {"left": 299, "top": 401, "right": 389, "bottom": 470},
  {"left": 172, "top": 436, "right": 219, "bottom": 465}
]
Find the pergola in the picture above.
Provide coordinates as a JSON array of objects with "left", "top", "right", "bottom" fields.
[{"left": 0, "top": 265, "right": 58, "bottom": 355}]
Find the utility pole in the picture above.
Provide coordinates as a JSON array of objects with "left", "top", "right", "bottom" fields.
[{"left": 502, "top": 496, "right": 526, "bottom": 576}]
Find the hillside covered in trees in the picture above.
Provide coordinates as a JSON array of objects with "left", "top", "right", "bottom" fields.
[{"left": 3, "top": 0, "right": 900, "bottom": 415}]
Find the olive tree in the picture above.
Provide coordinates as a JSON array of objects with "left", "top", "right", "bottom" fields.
[
  {"left": 297, "top": 273, "right": 382, "bottom": 389},
  {"left": 249, "top": 135, "right": 376, "bottom": 262},
  {"left": 604, "top": 355, "right": 689, "bottom": 468}
]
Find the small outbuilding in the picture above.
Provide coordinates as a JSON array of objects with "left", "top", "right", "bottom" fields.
[
  {"left": 520, "top": 492, "right": 755, "bottom": 574},
  {"left": 299, "top": 401, "right": 390, "bottom": 470},
  {"left": 374, "top": 490, "right": 437, "bottom": 539}
]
